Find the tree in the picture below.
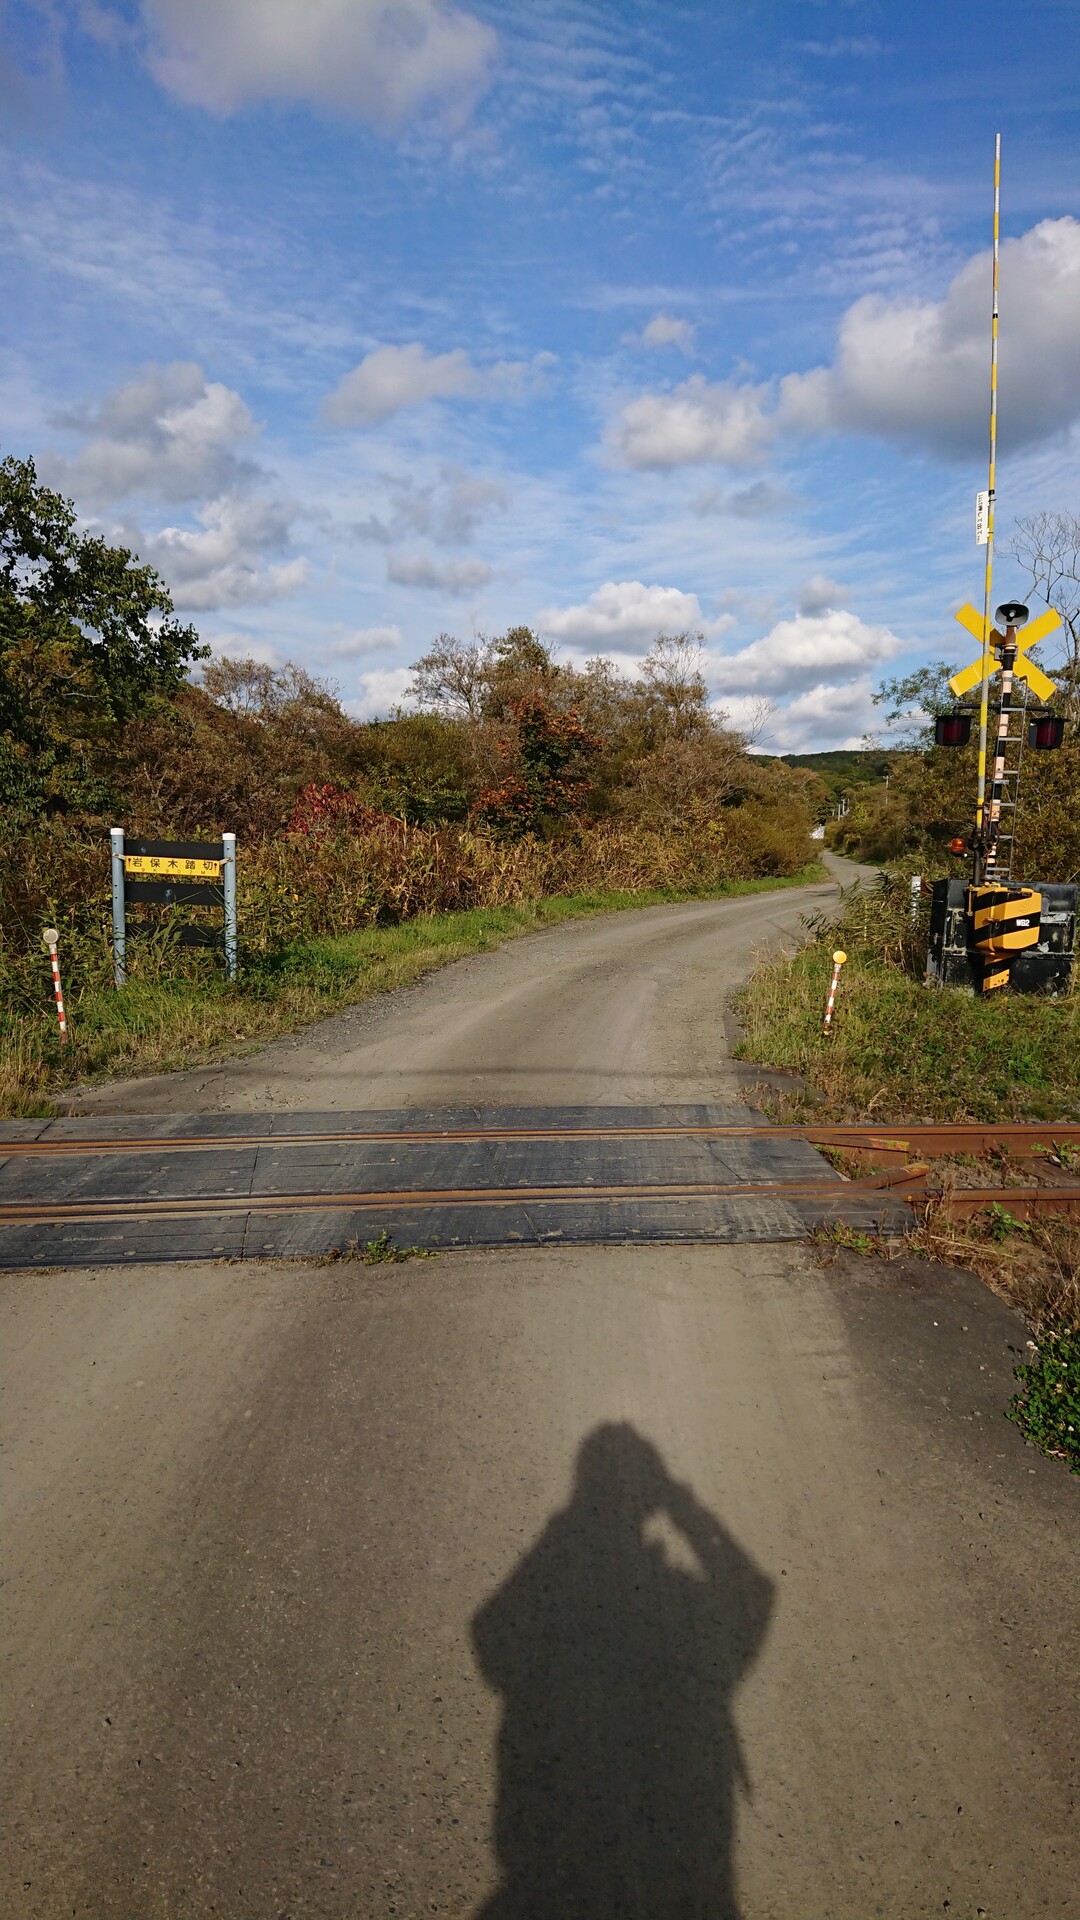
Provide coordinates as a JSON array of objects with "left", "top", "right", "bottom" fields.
[
  {"left": 0, "top": 453, "right": 205, "bottom": 816},
  {"left": 871, "top": 661, "right": 958, "bottom": 746},
  {"left": 1006, "top": 511, "right": 1080, "bottom": 731}
]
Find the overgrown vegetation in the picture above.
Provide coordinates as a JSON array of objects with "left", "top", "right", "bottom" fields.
[
  {"left": 2, "top": 452, "right": 824, "bottom": 1106},
  {"left": 1007, "top": 1322, "right": 1080, "bottom": 1474},
  {"left": 736, "top": 871, "right": 1080, "bottom": 1125}
]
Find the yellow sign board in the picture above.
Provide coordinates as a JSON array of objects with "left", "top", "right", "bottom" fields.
[
  {"left": 948, "top": 603, "right": 1059, "bottom": 702},
  {"left": 124, "top": 856, "right": 223, "bottom": 879}
]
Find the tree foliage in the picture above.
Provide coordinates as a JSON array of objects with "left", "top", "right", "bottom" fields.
[{"left": 0, "top": 453, "right": 206, "bottom": 818}]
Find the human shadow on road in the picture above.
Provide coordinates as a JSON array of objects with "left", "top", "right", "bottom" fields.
[{"left": 471, "top": 1423, "right": 774, "bottom": 1919}]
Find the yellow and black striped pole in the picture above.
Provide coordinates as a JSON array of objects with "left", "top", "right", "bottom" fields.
[{"left": 974, "top": 133, "right": 1001, "bottom": 881}]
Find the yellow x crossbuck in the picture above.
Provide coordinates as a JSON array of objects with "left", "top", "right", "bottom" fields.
[{"left": 948, "top": 604, "right": 1060, "bottom": 701}]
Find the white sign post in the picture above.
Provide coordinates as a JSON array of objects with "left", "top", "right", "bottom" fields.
[{"left": 975, "top": 490, "right": 990, "bottom": 546}]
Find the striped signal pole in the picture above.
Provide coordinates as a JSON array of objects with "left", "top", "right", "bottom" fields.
[
  {"left": 823, "top": 950, "right": 847, "bottom": 1034},
  {"left": 973, "top": 133, "right": 1001, "bottom": 882},
  {"left": 42, "top": 927, "right": 68, "bottom": 1045}
]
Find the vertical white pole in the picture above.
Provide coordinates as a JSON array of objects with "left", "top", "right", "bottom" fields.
[
  {"left": 974, "top": 134, "right": 1001, "bottom": 880},
  {"left": 222, "top": 832, "right": 238, "bottom": 980},
  {"left": 110, "top": 827, "right": 127, "bottom": 988}
]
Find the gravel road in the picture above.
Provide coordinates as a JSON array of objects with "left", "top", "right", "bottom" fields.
[
  {"left": 70, "top": 854, "right": 875, "bottom": 1115},
  {"left": 5, "top": 857, "right": 1077, "bottom": 1917}
]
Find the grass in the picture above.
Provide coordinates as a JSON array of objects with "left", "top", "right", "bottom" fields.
[
  {"left": 1, "top": 864, "right": 825, "bottom": 1115},
  {"left": 737, "top": 890, "right": 1079, "bottom": 1470},
  {"left": 736, "top": 942, "right": 1080, "bottom": 1125}
]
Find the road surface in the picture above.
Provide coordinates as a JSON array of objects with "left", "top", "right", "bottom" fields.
[
  {"left": 70, "top": 853, "right": 874, "bottom": 1115},
  {"left": 3, "top": 859, "right": 1078, "bottom": 1917}
]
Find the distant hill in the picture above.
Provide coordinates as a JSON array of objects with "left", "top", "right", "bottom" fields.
[{"left": 763, "top": 748, "right": 898, "bottom": 806}]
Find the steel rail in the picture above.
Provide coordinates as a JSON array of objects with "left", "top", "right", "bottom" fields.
[
  {"left": 0, "top": 1171, "right": 916, "bottom": 1228},
  {"left": 3, "top": 1174, "right": 1078, "bottom": 1232},
  {"left": 2, "top": 1122, "right": 1078, "bottom": 1160}
]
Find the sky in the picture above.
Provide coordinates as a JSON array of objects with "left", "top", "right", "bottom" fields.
[{"left": 2, "top": 0, "right": 1078, "bottom": 751}]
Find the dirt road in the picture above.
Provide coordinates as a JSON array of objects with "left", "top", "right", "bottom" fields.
[
  {"left": 3, "top": 1245, "right": 1077, "bottom": 1918},
  {"left": 4, "top": 859, "right": 1078, "bottom": 1916},
  {"left": 71, "top": 855, "right": 873, "bottom": 1115}
]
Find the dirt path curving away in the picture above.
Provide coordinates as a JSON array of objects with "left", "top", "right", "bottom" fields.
[{"left": 70, "top": 853, "right": 874, "bottom": 1116}]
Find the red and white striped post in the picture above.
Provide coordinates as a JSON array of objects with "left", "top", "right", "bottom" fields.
[
  {"left": 43, "top": 926, "right": 68, "bottom": 1045},
  {"left": 822, "top": 949, "right": 847, "bottom": 1035}
]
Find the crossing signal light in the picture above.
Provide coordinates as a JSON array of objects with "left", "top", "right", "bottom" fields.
[
  {"left": 1028, "top": 712, "right": 1065, "bottom": 751},
  {"left": 949, "top": 837, "right": 967, "bottom": 854},
  {"left": 935, "top": 711, "right": 972, "bottom": 747}
]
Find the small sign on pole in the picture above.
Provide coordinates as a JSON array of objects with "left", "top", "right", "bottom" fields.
[
  {"left": 110, "top": 831, "right": 238, "bottom": 985},
  {"left": 975, "top": 490, "right": 990, "bottom": 546}
]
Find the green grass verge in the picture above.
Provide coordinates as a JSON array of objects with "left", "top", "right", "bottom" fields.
[
  {"left": 2, "top": 864, "right": 825, "bottom": 1115},
  {"left": 735, "top": 942, "right": 1080, "bottom": 1124}
]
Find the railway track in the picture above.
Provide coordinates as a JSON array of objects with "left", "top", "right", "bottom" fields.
[{"left": 1, "top": 1114, "right": 1075, "bottom": 1265}]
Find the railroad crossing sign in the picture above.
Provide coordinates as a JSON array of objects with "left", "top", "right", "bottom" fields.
[{"left": 948, "top": 602, "right": 1060, "bottom": 701}]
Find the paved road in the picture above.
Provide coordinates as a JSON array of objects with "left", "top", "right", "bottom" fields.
[
  {"left": 70, "top": 854, "right": 875, "bottom": 1115},
  {"left": 4, "top": 859, "right": 1078, "bottom": 1916}
]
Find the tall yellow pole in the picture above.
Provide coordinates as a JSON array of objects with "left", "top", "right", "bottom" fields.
[{"left": 974, "top": 133, "right": 1001, "bottom": 879}]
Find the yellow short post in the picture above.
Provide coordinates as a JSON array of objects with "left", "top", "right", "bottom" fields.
[{"left": 823, "top": 950, "right": 847, "bottom": 1034}]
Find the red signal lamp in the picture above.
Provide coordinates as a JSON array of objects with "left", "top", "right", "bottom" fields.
[
  {"left": 1028, "top": 712, "right": 1065, "bottom": 751},
  {"left": 949, "top": 837, "right": 967, "bottom": 855},
  {"left": 935, "top": 711, "right": 972, "bottom": 747}
]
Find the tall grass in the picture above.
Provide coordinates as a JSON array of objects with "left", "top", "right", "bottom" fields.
[{"left": 735, "top": 872, "right": 1079, "bottom": 1123}]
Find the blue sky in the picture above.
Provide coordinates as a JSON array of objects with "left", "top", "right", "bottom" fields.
[{"left": 3, "top": 0, "right": 1078, "bottom": 749}]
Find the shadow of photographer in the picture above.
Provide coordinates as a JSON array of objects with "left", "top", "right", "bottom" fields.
[{"left": 472, "top": 1422, "right": 774, "bottom": 1919}]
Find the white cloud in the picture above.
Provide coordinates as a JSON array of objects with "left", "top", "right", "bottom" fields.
[
  {"left": 329, "top": 624, "right": 403, "bottom": 657},
  {"left": 387, "top": 551, "right": 493, "bottom": 593},
  {"left": 355, "top": 464, "right": 508, "bottom": 544},
  {"left": 538, "top": 580, "right": 734, "bottom": 650},
  {"left": 706, "top": 610, "right": 901, "bottom": 697},
  {"left": 796, "top": 574, "right": 850, "bottom": 617},
  {"left": 202, "top": 631, "right": 287, "bottom": 669},
  {"left": 607, "top": 374, "right": 774, "bottom": 470},
  {"left": 346, "top": 666, "right": 417, "bottom": 719},
  {"left": 323, "top": 343, "right": 549, "bottom": 426},
  {"left": 641, "top": 313, "right": 696, "bottom": 354},
  {"left": 143, "top": 0, "right": 497, "bottom": 131},
  {"left": 47, "top": 361, "right": 259, "bottom": 506},
  {"left": 693, "top": 480, "right": 795, "bottom": 518},
  {"left": 608, "top": 218, "right": 1080, "bottom": 469},
  {"left": 139, "top": 494, "right": 310, "bottom": 609},
  {"left": 780, "top": 215, "right": 1080, "bottom": 457},
  {"left": 754, "top": 678, "right": 882, "bottom": 753}
]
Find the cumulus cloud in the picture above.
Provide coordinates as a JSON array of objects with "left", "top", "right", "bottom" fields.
[
  {"left": 355, "top": 465, "right": 508, "bottom": 544},
  {"left": 796, "top": 574, "right": 850, "bottom": 617},
  {"left": 47, "top": 361, "right": 259, "bottom": 506},
  {"left": 640, "top": 313, "right": 696, "bottom": 354},
  {"left": 138, "top": 494, "right": 309, "bottom": 609},
  {"left": 779, "top": 216, "right": 1080, "bottom": 457},
  {"left": 347, "top": 666, "right": 418, "bottom": 719},
  {"left": 705, "top": 610, "right": 901, "bottom": 697},
  {"left": 142, "top": 0, "right": 497, "bottom": 131},
  {"left": 606, "top": 374, "right": 774, "bottom": 470},
  {"left": 608, "top": 218, "right": 1080, "bottom": 468},
  {"left": 329, "top": 624, "right": 403, "bottom": 657},
  {"left": 387, "top": 551, "right": 493, "bottom": 593},
  {"left": 755, "top": 678, "right": 881, "bottom": 753},
  {"left": 323, "top": 343, "right": 550, "bottom": 426},
  {"left": 538, "top": 580, "right": 735, "bottom": 650}
]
